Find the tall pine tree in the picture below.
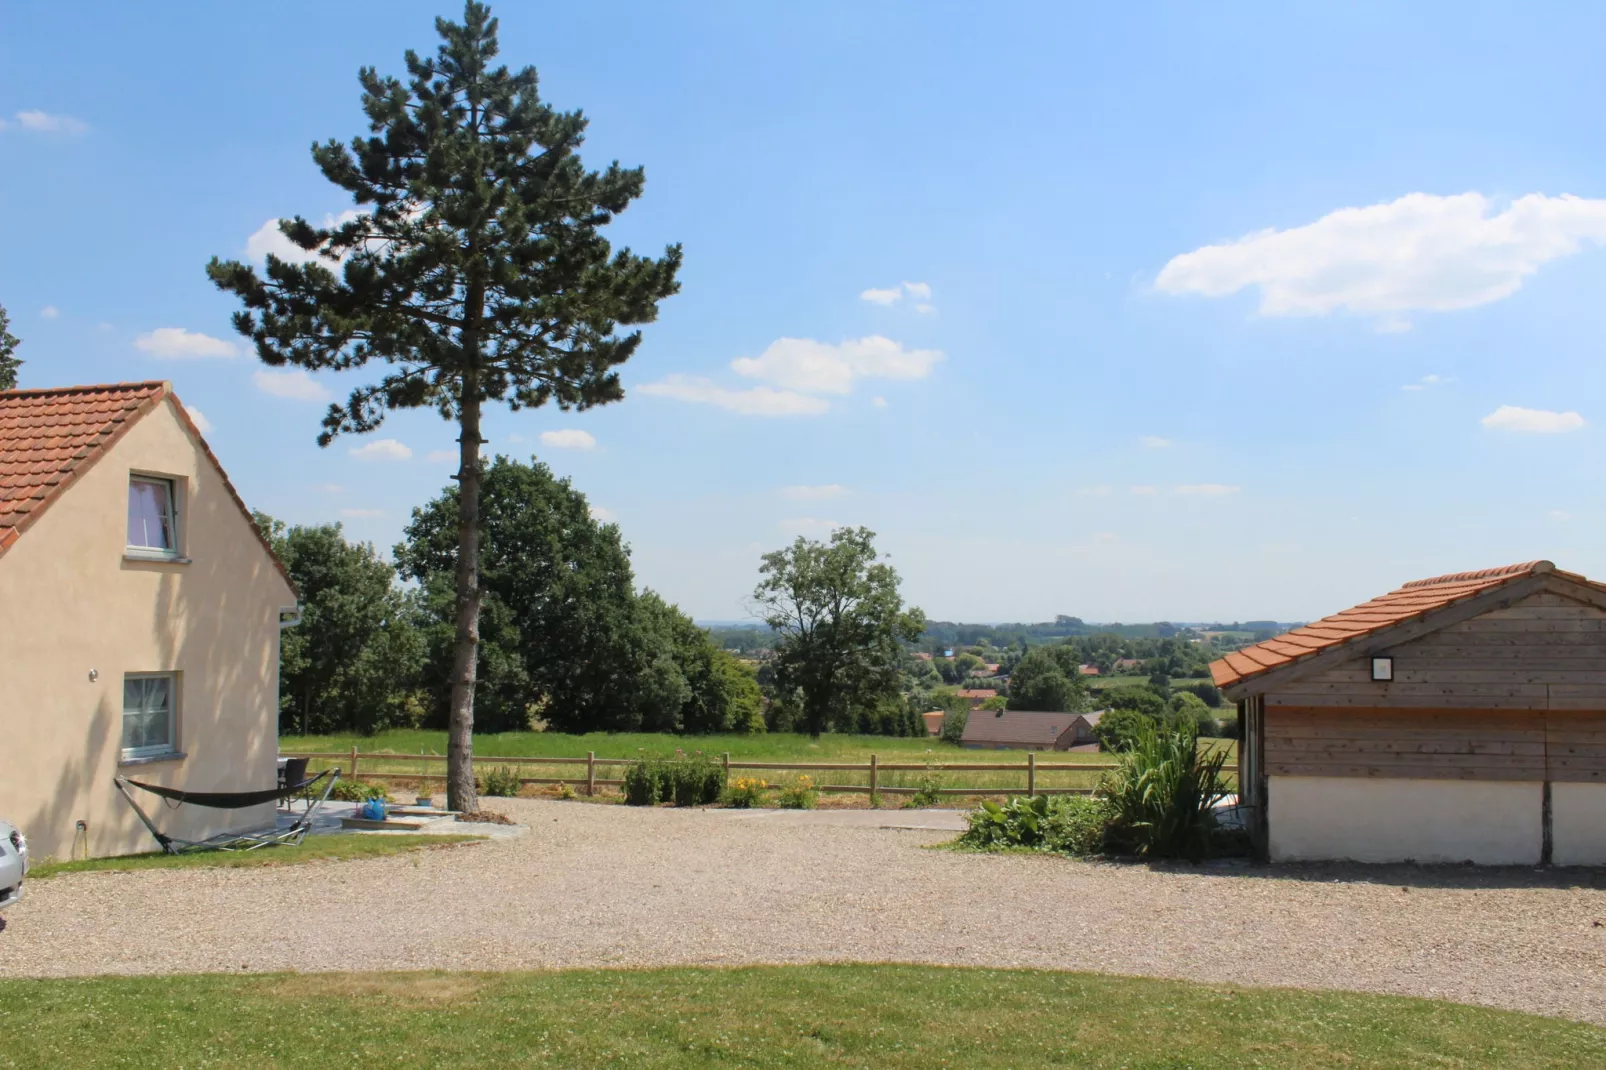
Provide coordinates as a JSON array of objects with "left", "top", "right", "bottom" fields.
[{"left": 208, "top": 2, "right": 681, "bottom": 809}]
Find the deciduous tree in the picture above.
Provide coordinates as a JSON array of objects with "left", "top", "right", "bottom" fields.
[
  {"left": 752, "top": 527, "right": 925, "bottom": 737},
  {"left": 209, "top": 4, "right": 680, "bottom": 809}
]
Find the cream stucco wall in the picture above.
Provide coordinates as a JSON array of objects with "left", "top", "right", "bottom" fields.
[
  {"left": 1268, "top": 775, "right": 1543, "bottom": 865},
  {"left": 1552, "top": 782, "right": 1606, "bottom": 867},
  {"left": 0, "top": 398, "right": 296, "bottom": 859}
]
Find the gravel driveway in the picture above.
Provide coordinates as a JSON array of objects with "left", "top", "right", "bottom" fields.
[{"left": 3, "top": 797, "right": 1604, "bottom": 1025}]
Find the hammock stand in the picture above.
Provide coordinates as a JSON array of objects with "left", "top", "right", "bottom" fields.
[{"left": 113, "top": 768, "right": 341, "bottom": 855}]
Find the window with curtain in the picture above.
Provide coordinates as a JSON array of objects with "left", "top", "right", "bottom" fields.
[
  {"left": 122, "top": 674, "right": 176, "bottom": 760},
  {"left": 127, "top": 476, "right": 177, "bottom": 553}
]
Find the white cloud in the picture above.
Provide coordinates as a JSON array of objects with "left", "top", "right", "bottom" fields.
[
  {"left": 425, "top": 449, "right": 458, "bottom": 463},
  {"left": 1156, "top": 192, "right": 1606, "bottom": 327},
  {"left": 1402, "top": 373, "right": 1450, "bottom": 392},
  {"left": 39, "top": 306, "right": 58, "bottom": 319},
  {"left": 1174, "top": 484, "right": 1241, "bottom": 495},
  {"left": 732, "top": 335, "right": 942, "bottom": 394},
  {"left": 783, "top": 484, "right": 846, "bottom": 500},
  {"left": 872, "top": 396, "right": 888, "bottom": 408},
  {"left": 253, "top": 368, "right": 330, "bottom": 402},
  {"left": 1139, "top": 435, "right": 1171, "bottom": 449},
  {"left": 1550, "top": 510, "right": 1573, "bottom": 522},
  {"left": 8, "top": 110, "right": 87, "bottom": 135},
  {"left": 1480, "top": 405, "right": 1586, "bottom": 433},
  {"left": 134, "top": 327, "right": 236, "bottom": 360},
  {"left": 1129, "top": 485, "right": 1157, "bottom": 495},
  {"left": 184, "top": 406, "right": 214, "bottom": 434},
  {"left": 349, "top": 438, "right": 412, "bottom": 460},
  {"left": 860, "top": 281, "right": 934, "bottom": 309},
  {"left": 340, "top": 508, "right": 385, "bottom": 519},
  {"left": 540, "top": 429, "right": 596, "bottom": 450},
  {"left": 246, "top": 209, "right": 364, "bottom": 264},
  {"left": 639, "top": 375, "right": 830, "bottom": 416},
  {"left": 589, "top": 504, "right": 618, "bottom": 523}
]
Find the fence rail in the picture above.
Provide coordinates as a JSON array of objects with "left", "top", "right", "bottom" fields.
[{"left": 283, "top": 746, "right": 1237, "bottom": 801}]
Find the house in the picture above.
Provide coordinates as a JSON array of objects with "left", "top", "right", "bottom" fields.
[
  {"left": 1114, "top": 658, "right": 1140, "bottom": 671},
  {"left": 1213, "top": 561, "right": 1606, "bottom": 866},
  {"left": 921, "top": 710, "right": 946, "bottom": 736},
  {"left": 913, "top": 651, "right": 933, "bottom": 662},
  {"left": 955, "top": 688, "right": 998, "bottom": 707},
  {"left": 1078, "top": 664, "right": 1100, "bottom": 676},
  {"left": 0, "top": 382, "right": 298, "bottom": 859},
  {"left": 960, "top": 709, "right": 1104, "bottom": 750}
]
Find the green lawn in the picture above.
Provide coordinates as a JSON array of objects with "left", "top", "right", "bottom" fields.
[
  {"left": 279, "top": 730, "right": 1239, "bottom": 798},
  {"left": 281, "top": 729, "right": 1127, "bottom": 797},
  {"left": 28, "top": 834, "right": 485, "bottom": 879},
  {"left": 1, "top": 965, "right": 1598, "bottom": 1068}
]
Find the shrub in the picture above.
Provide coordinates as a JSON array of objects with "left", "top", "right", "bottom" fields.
[
  {"left": 959, "top": 794, "right": 1111, "bottom": 856},
  {"left": 478, "top": 765, "right": 522, "bottom": 797},
  {"left": 1092, "top": 707, "right": 1154, "bottom": 752},
  {"left": 1169, "top": 691, "right": 1220, "bottom": 738},
  {"left": 906, "top": 771, "right": 945, "bottom": 808},
  {"left": 776, "top": 774, "right": 817, "bottom": 809},
  {"left": 331, "top": 779, "right": 388, "bottom": 802},
  {"left": 1176, "top": 680, "right": 1223, "bottom": 708},
  {"left": 555, "top": 781, "right": 577, "bottom": 800},
  {"left": 939, "top": 706, "right": 969, "bottom": 745},
  {"left": 669, "top": 755, "right": 724, "bottom": 807},
  {"left": 1100, "top": 724, "right": 1230, "bottom": 859},
  {"left": 623, "top": 758, "right": 666, "bottom": 806},
  {"left": 725, "top": 776, "right": 770, "bottom": 808}
]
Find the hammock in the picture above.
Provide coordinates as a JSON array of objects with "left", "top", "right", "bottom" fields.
[
  {"left": 114, "top": 768, "right": 341, "bottom": 855},
  {"left": 122, "top": 772, "right": 329, "bottom": 810}
]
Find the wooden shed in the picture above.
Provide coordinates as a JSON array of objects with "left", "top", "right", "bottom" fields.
[{"left": 1212, "top": 561, "right": 1606, "bottom": 865}]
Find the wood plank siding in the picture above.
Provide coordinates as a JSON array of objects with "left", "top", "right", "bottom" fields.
[{"left": 1263, "top": 593, "right": 1606, "bottom": 782}]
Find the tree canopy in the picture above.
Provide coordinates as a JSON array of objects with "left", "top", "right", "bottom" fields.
[
  {"left": 0, "top": 303, "right": 20, "bottom": 390},
  {"left": 752, "top": 527, "right": 925, "bottom": 737},
  {"left": 1004, "top": 644, "right": 1089, "bottom": 712},
  {"left": 207, "top": 2, "right": 681, "bottom": 809}
]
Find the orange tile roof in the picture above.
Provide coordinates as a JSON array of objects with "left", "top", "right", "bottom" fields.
[
  {"left": 956, "top": 689, "right": 998, "bottom": 700},
  {"left": 0, "top": 381, "right": 295, "bottom": 594},
  {"left": 1210, "top": 561, "right": 1592, "bottom": 691},
  {"left": 0, "top": 382, "right": 170, "bottom": 551}
]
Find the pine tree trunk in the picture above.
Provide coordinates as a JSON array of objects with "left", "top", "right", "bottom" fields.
[{"left": 445, "top": 383, "right": 483, "bottom": 813}]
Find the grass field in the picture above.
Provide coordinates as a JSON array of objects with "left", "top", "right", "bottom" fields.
[
  {"left": 280, "top": 730, "right": 1239, "bottom": 798},
  {"left": 280, "top": 729, "right": 1240, "bottom": 798},
  {"left": 0, "top": 965, "right": 1598, "bottom": 1068},
  {"left": 28, "top": 834, "right": 486, "bottom": 879}
]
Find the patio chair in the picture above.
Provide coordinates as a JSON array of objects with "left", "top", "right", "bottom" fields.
[{"left": 277, "top": 757, "right": 311, "bottom": 811}]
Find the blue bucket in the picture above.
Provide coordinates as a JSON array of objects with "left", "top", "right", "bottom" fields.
[{"left": 356, "top": 799, "right": 389, "bottom": 821}]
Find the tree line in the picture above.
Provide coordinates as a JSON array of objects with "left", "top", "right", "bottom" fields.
[{"left": 260, "top": 457, "right": 761, "bottom": 739}]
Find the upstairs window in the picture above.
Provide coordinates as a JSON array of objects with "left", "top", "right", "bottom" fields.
[
  {"left": 128, "top": 476, "right": 177, "bottom": 554},
  {"left": 122, "top": 673, "right": 177, "bottom": 760}
]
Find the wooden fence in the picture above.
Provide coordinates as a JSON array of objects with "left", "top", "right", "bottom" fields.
[{"left": 283, "top": 748, "right": 1237, "bottom": 800}]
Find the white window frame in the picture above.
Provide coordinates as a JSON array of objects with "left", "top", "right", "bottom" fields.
[
  {"left": 121, "top": 671, "right": 179, "bottom": 762},
  {"left": 127, "top": 474, "right": 181, "bottom": 559}
]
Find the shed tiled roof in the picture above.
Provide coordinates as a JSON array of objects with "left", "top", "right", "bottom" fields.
[
  {"left": 960, "top": 709, "right": 1080, "bottom": 747},
  {"left": 1209, "top": 561, "right": 1593, "bottom": 690},
  {"left": 0, "top": 381, "right": 296, "bottom": 595},
  {"left": 0, "top": 382, "right": 169, "bottom": 552}
]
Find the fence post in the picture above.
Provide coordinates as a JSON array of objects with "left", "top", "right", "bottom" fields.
[
  {"left": 869, "top": 753, "right": 878, "bottom": 799},
  {"left": 1028, "top": 751, "right": 1036, "bottom": 798},
  {"left": 350, "top": 744, "right": 359, "bottom": 783},
  {"left": 722, "top": 752, "right": 731, "bottom": 787},
  {"left": 587, "top": 751, "right": 596, "bottom": 797}
]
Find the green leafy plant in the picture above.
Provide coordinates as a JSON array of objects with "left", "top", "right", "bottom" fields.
[
  {"left": 1099, "top": 724, "right": 1229, "bottom": 859},
  {"left": 478, "top": 765, "right": 523, "bottom": 798},
  {"left": 959, "top": 794, "right": 1111, "bottom": 856},
  {"left": 906, "top": 771, "right": 945, "bottom": 808},
  {"left": 776, "top": 775, "right": 818, "bottom": 810},
  {"left": 669, "top": 755, "right": 724, "bottom": 807},
  {"left": 623, "top": 758, "right": 666, "bottom": 806},
  {"left": 555, "top": 782, "right": 576, "bottom": 800},
  {"left": 330, "top": 779, "right": 388, "bottom": 802},
  {"left": 724, "top": 777, "right": 769, "bottom": 808}
]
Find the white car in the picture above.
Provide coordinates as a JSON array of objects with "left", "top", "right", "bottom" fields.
[{"left": 0, "top": 819, "right": 27, "bottom": 913}]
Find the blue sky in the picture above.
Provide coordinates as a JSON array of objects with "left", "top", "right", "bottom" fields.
[{"left": 4, "top": 2, "right": 1606, "bottom": 623}]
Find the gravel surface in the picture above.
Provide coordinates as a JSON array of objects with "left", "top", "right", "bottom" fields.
[{"left": 3, "top": 797, "right": 1604, "bottom": 1025}]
